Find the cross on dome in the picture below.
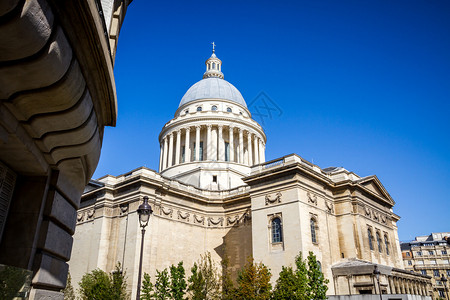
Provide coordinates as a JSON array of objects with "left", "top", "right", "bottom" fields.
[{"left": 211, "top": 41, "right": 216, "bottom": 53}]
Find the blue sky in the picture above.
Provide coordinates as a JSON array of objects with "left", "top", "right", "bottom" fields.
[{"left": 95, "top": 0, "right": 450, "bottom": 241}]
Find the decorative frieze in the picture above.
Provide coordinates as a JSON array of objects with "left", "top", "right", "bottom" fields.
[
  {"left": 363, "top": 205, "right": 388, "bottom": 225},
  {"left": 193, "top": 214, "right": 205, "bottom": 225},
  {"left": 265, "top": 191, "right": 282, "bottom": 205},
  {"left": 208, "top": 217, "right": 224, "bottom": 227},
  {"left": 325, "top": 200, "right": 334, "bottom": 214},
  {"left": 177, "top": 210, "right": 190, "bottom": 222},
  {"left": 307, "top": 191, "right": 317, "bottom": 205},
  {"left": 160, "top": 206, "right": 173, "bottom": 218}
]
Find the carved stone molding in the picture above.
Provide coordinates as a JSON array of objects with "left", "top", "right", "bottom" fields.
[
  {"left": 120, "top": 204, "right": 129, "bottom": 215},
  {"left": 77, "top": 212, "right": 84, "bottom": 223},
  {"left": 243, "top": 210, "right": 252, "bottom": 225},
  {"left": 86, "top": 209, "right": 95, "bottom": 220},
  {"left": 193, "top": 214, "right": 205, "bottom": 225},
  {"left": 177, "top": 210, "right": 190, "bottom": 222},
  {"left": 161, "top": 206, "right": 173, "bottom": 218},
  {"left": 381, "top": 214, "right": 387, "bottom": 224},
  {"left": 325, "top": 201, "right": 334, "bottom": 214},
  {"left": 227, "top": 215, "right": 239, "bottom": 226},
  {"left": 307, "top": 192, "right": 317, "bottom": 205},
  {"left": 265, "top": 192, "right": 282, "bottom": 205},
  {"left": 208, "top": 217, "right": 224, "bottom": 227},
  {"left": 365, "top": 206, "right": 371, "bottom": 217}
]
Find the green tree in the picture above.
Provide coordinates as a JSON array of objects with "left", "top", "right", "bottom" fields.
[
  {"left": 0, "top": 265, "right": 31, "bottom": 300},
  {"left": 272, "top": 252, "right": 309, "bottom": 300},
  {"left": 236, "top": 257, "right": 272, "bottom": 300},
  {"left": 169, "top": 262, "right": 187, "bottom": 300},
  {"left": 62, "top": 272, "right": 76, "bottom": 300},
  {"left": 78, "top": 263, "right": 129, "bottom": 300},
  {"left": 141, "top": 273, "right": 153, "bottom": 300},
  {"left": 154, "top": 269, "right": 170, "bottom": 300},
  {"left": 306, "top": 252, "right": 328, "bottom": 299},
  {"left": 188, "top": 252, "right": 220, "bottom": 300}
]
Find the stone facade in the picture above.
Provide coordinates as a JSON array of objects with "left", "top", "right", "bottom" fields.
[
  {"left": 70, "top": 50, "right": 432, "bottom": 299},
  {"left": 401, "top": 233, "right": 450, "bottom": 299},
  {"left": 0, "top": 0, "right": 131, "bottom": 298}
]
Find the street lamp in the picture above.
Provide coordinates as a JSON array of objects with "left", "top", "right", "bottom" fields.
[
  {"left": 441, "top": 274, "right": 448, "bottom": 300},
  {"left": 373, "top": 265, "right": 383, "bottom": 300},
  {"left": 136, "top": 196, "right": 153, "bottom": 300}
]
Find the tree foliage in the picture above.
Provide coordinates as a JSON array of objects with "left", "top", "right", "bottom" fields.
[
  {"left": 272, "top": 252, "right": 309, "bottom": 300},
  {"left": 63, "top": 272, "right": 76, "bottom": 300},
  {"left": 78, "top": 263, "right": 129, "bottom": 300},
  {"left": 306, "top": 251, "right": 328, "bottom": 299},
  {"left": 141, "top": 273, "right": 153, "bottom": 300},
  {"left": 235, "top": 257, "right": 272, "bottom": 300},
  {"left": 0, "top": 265, "right": 31, "bottom": 300},
  {"left": 169, "top": 262, "right": 187, "bottom": 300},
  {"left": 187, "top": 252, "right": 221, "bottom": 300},
  {"left": 154, "top": 269, "right": 171, "bottom": 300}
]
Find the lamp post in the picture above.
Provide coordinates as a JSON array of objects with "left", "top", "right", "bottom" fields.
[
  {"left": 373, "top": 265, "right": 383, "bottom": 300},
  {"left": 136, "top": 196, "right": 153, "bottom": 300},
  {"left": 441, "top": 274, "right": 448, "bottom": 300}
]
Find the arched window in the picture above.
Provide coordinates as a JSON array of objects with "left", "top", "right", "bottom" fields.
[
  {"left": 212, "top": 62, "right": 216, "bottom": 69},
  {"left": 272, "top": 218, "right": 282, "bottom": 243},
  {"left": 197, "top": 106, "right": 202, "bottom": 112},
  {"left": 384, "top": 235, "right": 390, "bottom": 255},
  {"left": 368, "top": 228, "right": 374, "bottom": 250},
  {"left": 211, "top": 105, "right": 218, "bottom": 111},
  {"left": 376, "top": 232, "right": 382, "bottom": 252},
  {"left": 317, "top": 261, "right": 322, "bottom": 272},
  {"left": 227, "top": 107, "right": 232, "bottom": 113},
  {"left": 310, "top": 218, "right": 317, "bottom": 244}
]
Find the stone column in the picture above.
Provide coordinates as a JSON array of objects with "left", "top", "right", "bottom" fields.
[
  {"left": 207, "top": 125, "right": 212, "bottom": 160},
  {"left": 229, "top": 126, "right": 234, "bottom": 162},
  {"left": 163, "top": 136, "right": 168, "bottom": 170},
  {"left": 195, "top": 125, "right": 201, "bottom": 161},
  {"left": 239, "top": 128, "right": 244, "bottom": 164},
  {"left": 159, "top": 142, "right": 163, "bottom": 172},
  {"left": 259, "top": 138, "right": 265, "bottom": 163},
  {"left": 168, "top": 132, "right": 174, "bottom": 167},
  {"left": 175, "top": 130, "right": 181, "bottom": 165},
  {"left": 218, "top": 125, "right": 224, "bottom": 161},
  {"left": 247, "top": 131, "right": 253, "bottom": 166},
  {"left": 185, "top": 127, "right": 190, "bottom": 163},
  {"left": 253, "top": 134, "right": 259, "bottom": 164}
]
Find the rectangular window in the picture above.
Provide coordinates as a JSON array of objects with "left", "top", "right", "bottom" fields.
[
  {"left": 212, "top": 175, "right": 217, "bottom": 183},
  {"left": 442, "top": 250, "right": 448, "bottom": 255},
  {"left": 199, "top": 141, "right": 203, "bottom": 161},
  {"left": 434, "top": 270, "right": 440, "bottom": 277},
  {"left": 447, "top": 270, "right": 450, "bottom": 276},
  {"left": 421, "top": 270, "right": 427, "bottom": 275},
  {"left": 439, "top": 291, "right": 445, "bottom": 297},
  {"left": 408, "top": 260, "right": 412, "bottom": 265},
  {"left": 429, "top": 250, "right": 434, "bottom": 255},
  {"left": 417, "top": 251, "right": 422, "bottom": 256},
  {"left": 406, "top": 252, "right": 411, "bottom": 257},
  {"left": 225, "top": 142, "right": 230, "bottom": 161}
]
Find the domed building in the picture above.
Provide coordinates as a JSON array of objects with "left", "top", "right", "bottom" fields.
[
  {"left": 69, "top": 50, "right": 432, "bottom": 299},
  {"left": 159, "top": 50, "right": 266, "bottom": 190}
]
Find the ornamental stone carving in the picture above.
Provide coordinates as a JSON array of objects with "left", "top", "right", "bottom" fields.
[
  {"left": 381, "top": 214, "right": 387, "bottom": 224},
  {"left": 265, "top": 191, "right": 282, "bottom": 205},
  {"left": 77, "top": 212, "right": 84, "bottom": 222},
  {"left": 120, "top": 204, "right": 129, "bottom": 215},
  {"left": 307, "top": 192, "right": 317, "bottom": 205},
  {"left": 86, "top": 209, "right": 95, "bottom": 220},
  {"left": 177, "top": 210, "right": 190, "bottom": 222},
  {"left": 365, "top": 206, "right": 371, "bottom": 217},
  {"left": 227, "top": 215, "right": 239, "bottom": 226},
  {"left": 161, "top": 206, "right": 173, "bottom": 218},
  {"left": 194, "top": 214, "right": 205, "bottom": 225},
  {"left": 208, "top": 217, "right": 224, "bottom": 227},
  {"left": 326, "top": 201, "right": 334, "bottom": 214}
]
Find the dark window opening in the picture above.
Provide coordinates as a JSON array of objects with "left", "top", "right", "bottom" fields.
[{"left": 212, "top": 175, "right": 217, "bottom": 183}]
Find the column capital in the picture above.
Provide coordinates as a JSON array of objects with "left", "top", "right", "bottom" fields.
[
  {"left": 206, "top": 124, "right": 212, "bottom": 129},
  {"left": 195, "top": 125, "right": 202, "bottom": 130},
  {"left": 185, "top": 126, "right": 191, "bottom": 132},
  {"left": 176, "top": 129, "right": 182, "bottom": 135},
  {"left": 218, "top": 124, "right": 223, "bottom": 129},
  {"left": 238, "top": 127, "right": 243, "bottom": 133}
]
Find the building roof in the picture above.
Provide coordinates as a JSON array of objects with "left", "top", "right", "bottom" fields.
[{"left": 178, "top": 77, "right": 247, "bottom": 108}]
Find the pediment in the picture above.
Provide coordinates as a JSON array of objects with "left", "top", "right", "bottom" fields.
[{"left": 359, "top": 176, "right": 394, "bottom": 206}]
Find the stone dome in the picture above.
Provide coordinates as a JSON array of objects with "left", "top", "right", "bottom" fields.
[{"left": 179, "top": 77, "right": 247, "bottom": 108}]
